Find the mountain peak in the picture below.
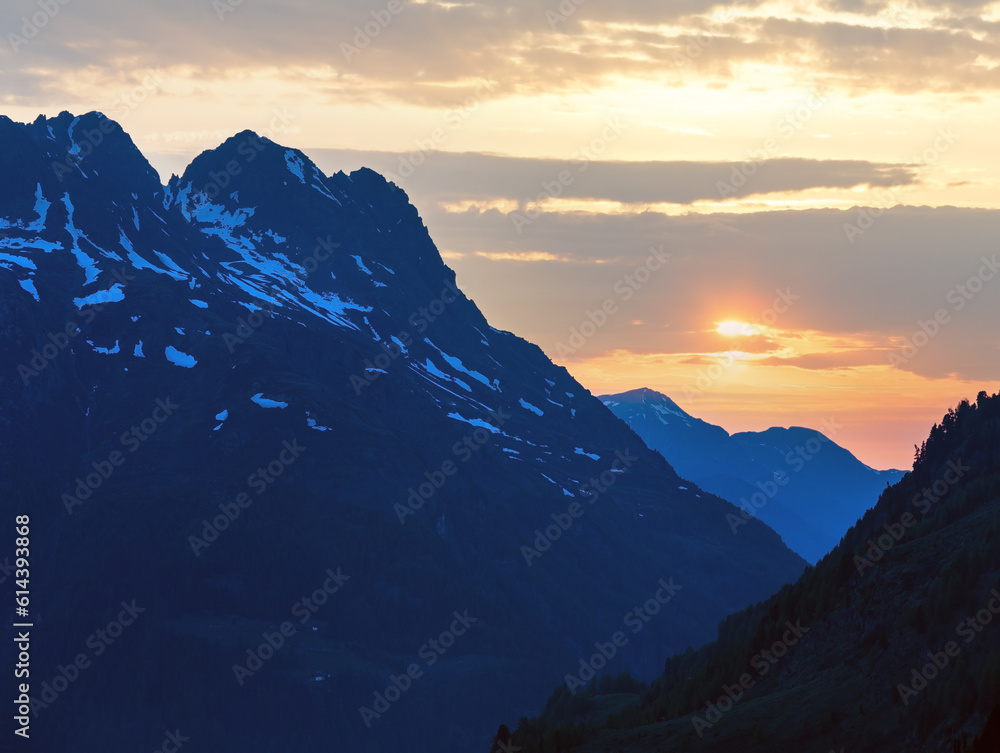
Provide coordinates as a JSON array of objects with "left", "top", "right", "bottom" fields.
[
  {"left": 601, "top": 386, "right": 685, "bottom": 412},
  {"left": 2, "top": 116, "right": 809, "bottom": 753},
  {"left": 9, "top": 110, "right": 163, "bottom": 198},
  {"left": 177, "top": 129, "right": 326, "bottom": 195}
]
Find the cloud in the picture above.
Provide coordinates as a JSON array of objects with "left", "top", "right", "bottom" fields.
[
  {"left": 473, "top": 250, "right": 573, "bottom": 261},
  {"left": 409, "top": 202, "right": 1000, "bottom": 382},
  {"left": 754, "top": 18, "right": 1000, "bottom": 93},
  {"left": 755, "top": 349, "right": 891, "bottom": 369},
  {"left": 3, "top": 0, "right": 1000, "bottom": 109},
  {"left": 308, "top": 148, "right": 918, "bottom": 205}
]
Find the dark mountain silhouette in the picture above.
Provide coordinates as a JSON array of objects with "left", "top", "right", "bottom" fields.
[
  {"left": 602, "top": 387, "right": 904, "bottom": 562},
  {"left": 511, "top": 391, "right": 1000, "bottom": 753},
  {"left": 0, "top": 112, "right": 805, "bottom": 753}
]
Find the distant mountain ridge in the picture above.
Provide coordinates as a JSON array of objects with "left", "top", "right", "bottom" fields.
[
  {"left": 601, "top": 388, "right": 904, "bottom": 562},
  {"left": 512, "top": 390, "right": 1000, "bottom": 753}
]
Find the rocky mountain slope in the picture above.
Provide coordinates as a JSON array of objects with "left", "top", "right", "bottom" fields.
[{"left": 0, "top": 112, "right": 805, "bottom": 753}]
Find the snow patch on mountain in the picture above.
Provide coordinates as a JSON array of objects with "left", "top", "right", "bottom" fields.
[
  {"left": 74, "top": 284, "right": 125, "bottom": 308},
  {"left": 165, "top": 346, "right": 197, "bottom": 368},
  {"left": 250, "top": 393, "right": 288, "bottom": 409},
  {"left": 62, "top": 194, "right": 100, "bottom": 285},
  {"left": 18, "top": 279, "right": 39, "bottom": 300},
  {"left": 519, "top": 399, "right": 544, "bottom": 416},
  {"left": 90, "top": 340, "right": 120, "bottom": 355},
  {"left": 0, "top": 253, "right": 36, "bottom": 270},
  {"left": 306, "top": 413, "right": 332, "bottom": 431},
  {"left": 285, "top": 150, "right": 306, "bottom": 183},
  {"left": 351, "top": 255, "right": 372, "bottom": 275},
  {"left": 446, "top": 412, "right": 500, "bottom": 433}
]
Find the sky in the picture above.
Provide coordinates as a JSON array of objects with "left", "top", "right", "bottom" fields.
[{"left": 2, "top": 0, "right": 999, "bottom": 469}]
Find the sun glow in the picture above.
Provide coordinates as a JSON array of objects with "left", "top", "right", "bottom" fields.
[{"left": 715, "top": 321, "right": 759, "bottom": 337}]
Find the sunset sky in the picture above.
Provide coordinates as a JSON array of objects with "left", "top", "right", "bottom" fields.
[{"left": 3, "top": 0, "right": 999, "bottom": 468}]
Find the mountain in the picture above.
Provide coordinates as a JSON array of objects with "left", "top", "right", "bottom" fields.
[
  {"left": 601, "top": 388, "right": 905, "bottom": 563},
  {"left": 511, "top": 391, "right": 1000, "bottom": 753},
  {"left": 0, "top": 112, "right": 805, "bottom": 753}
]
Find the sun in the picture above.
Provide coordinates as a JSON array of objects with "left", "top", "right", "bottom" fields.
[{"left": 716, "top": 320, "right": 758, "bottom": 337}]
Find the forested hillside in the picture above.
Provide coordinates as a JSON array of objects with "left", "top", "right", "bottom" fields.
[{"left": 512, "top": 391, "right": 1000, "bottom": 753}]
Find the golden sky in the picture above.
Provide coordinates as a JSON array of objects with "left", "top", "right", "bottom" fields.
[{"left": 3, "top": 0, "right": 999, "bottom": 468}]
